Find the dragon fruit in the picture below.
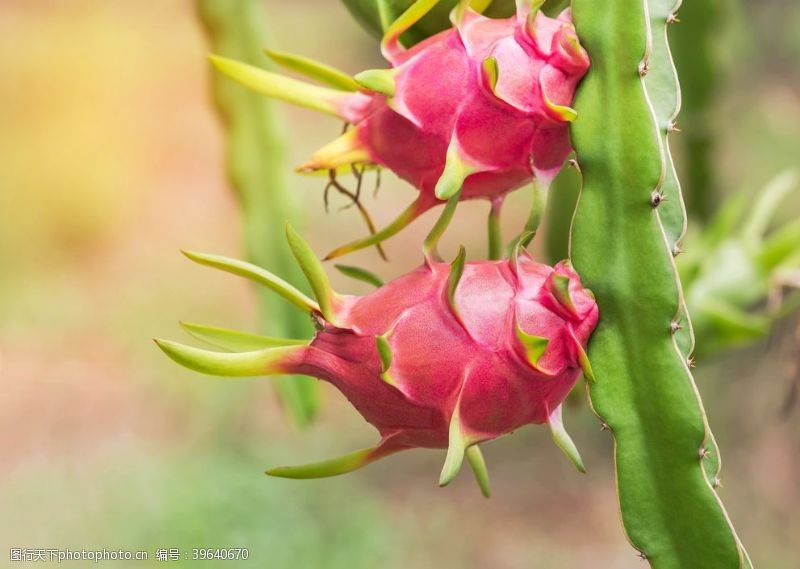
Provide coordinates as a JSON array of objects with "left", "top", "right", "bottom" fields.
[
  {"left": 156, "top": 225, "right": 598, "bottom": 496},
  {"left": 208, "top": 0, "right": 590, "bottom": 258}
]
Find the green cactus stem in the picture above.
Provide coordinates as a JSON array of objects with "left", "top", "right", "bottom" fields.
[
  {"left": 544, "top": 165, "right": 580, "bottom": 264},
  {"left": 196, "top": 0, "right": 318, "bottom": 426},
  {"left": 670, "top": 0, "right": 722, "bottom": 221},
  {"left": 569, "top": 0, "right": 751, "bottom": 566}
]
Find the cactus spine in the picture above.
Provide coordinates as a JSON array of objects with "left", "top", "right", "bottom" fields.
[{"left": 569, "top": 0, "right": 751, "bottom": 566}]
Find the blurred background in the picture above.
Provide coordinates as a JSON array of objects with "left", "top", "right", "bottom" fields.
[{"left": 1, "top": 0, "right": 798, "bottom": 567}]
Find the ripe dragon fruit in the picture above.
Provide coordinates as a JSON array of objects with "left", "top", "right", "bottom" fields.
[
  {"left": 208, "top": 0, "right": 590, "bottom": 259},
  {"left": 156, "top": 225, "right": 598, "bottom": 496}
]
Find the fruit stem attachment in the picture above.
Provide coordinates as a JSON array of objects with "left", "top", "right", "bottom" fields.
[
  {"left": 424, "top": 189, "right": 463, "bottom": 263},
  {"left": 324, "top": 197, "right": 430, "bottom": 260},
  {"left": 488, "top": 198, "right": 504, "bottom": 261}
]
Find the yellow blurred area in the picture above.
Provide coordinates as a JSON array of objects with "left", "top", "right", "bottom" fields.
[{"left": 0, "top": 1, "right": 798, "bottom": 568}]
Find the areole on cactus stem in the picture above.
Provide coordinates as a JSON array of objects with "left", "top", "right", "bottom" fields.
[
  {"left": 208, "top": 0, "right": 589, "bottom": 259},
  {"left": 156, "top": 215, "right": 598, "bottom": 497}
]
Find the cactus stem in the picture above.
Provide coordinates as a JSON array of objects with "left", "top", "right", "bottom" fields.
[
  {"left": 487, "top": 198, "right": 503, "bottom": 261},
  {"left": 424, "top": 189, "right": 463, "bottom": 263},
  {"left": 181, "top": 250, "right": 320, "bottom": 314},
  {"left": 465, "top": 445, "right": 491, "bottom": 498}
]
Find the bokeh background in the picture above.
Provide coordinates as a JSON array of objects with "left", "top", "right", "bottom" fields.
[{"left": 1, "top": 1, "right": 798, "bottom": 567}]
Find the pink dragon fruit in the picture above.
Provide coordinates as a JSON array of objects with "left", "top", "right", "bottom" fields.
[
  {"left": 209, "top": 0, "right": 590, "bottom": 258},
  {"left": 156, "top": 225, "right": 598, "bottom": 496}
]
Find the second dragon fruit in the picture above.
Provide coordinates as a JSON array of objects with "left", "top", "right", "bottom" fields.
[{"left": 156, "top": 226, "right": 598, "bottom": 496}]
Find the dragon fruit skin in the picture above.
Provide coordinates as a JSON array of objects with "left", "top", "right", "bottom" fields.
[
  {"left": 209, "top": 1, "right": 590, "bottom": 257},
  {"left": 156, "top": 227, "right": 598, "bottom": 494},
  {"left": 301, "top": 257, "right": 597, "bottom": 447}
]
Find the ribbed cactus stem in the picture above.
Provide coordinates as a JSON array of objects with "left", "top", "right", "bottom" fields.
[{"left": 569, "top": 0, "right": 751, "bottom": 566}]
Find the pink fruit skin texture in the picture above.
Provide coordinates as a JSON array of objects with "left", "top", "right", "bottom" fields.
[
  {"left": 339, "top": 7, "right": 590, "bottom": 207},
  {"left": 280, "top": 255, "right": 598, "bottom": 454}
]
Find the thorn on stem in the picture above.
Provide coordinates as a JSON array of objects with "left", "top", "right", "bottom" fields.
[
  {"left": 638, "top": 59, "right": 649, "bottom": 77},
  {"left": 310, "top": 312, "right": 325, "bottom": 331},
  {"left": 600, "top": 422, "right": 610, "bottom": 432},
  {"left": 568, "top": 158, "right": 581, "bottom": 173},
  {"left": 670, "top": 319, "right": 682, "bottom": 334},
  {"left": 687, "top": 355, "right": 696, "bottom": 368},
  {"left": 699, "top": 446, "right": 710, "bottom": 460},
  {"left": 672, "top": 243, "right": 682, "bottom": 257},
  {"left": 650, "top": 191, "right": 665, "bottom": 208},
  {"left": 713, "top": 477, "right": 723, "bottom": 489},
  {"left": 666, "top": 13, "right": 680, "bottom": 24},
  {"left": 668, "top": 120, "right": 681, "bottom": 133}
]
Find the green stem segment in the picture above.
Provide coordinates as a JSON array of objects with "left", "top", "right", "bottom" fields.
[
  {"left": 196, "top": 0, "right": 318, "bottom": 426},
  {"left": 569, "top": 0, "right": 750, "bottom": 566},
  {"left": 487, "top": 198, "right": 503, "bottom": 261},
  {"left": 670, "top": 0, "right": 721, "bottom": 221}
]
